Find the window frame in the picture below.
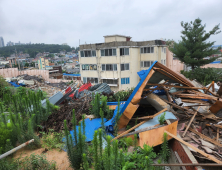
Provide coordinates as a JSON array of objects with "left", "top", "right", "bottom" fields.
[
  {"left": 121, "top": 77, "right": 130, "bottom": 84},
  {"left": 101, "top": 64, "right": 118, "bottom": 71},
  {"left": 120, "top": 48, "right": 130, "bottom": 56},
  {"left": 100, "top": 48, "right": 117, "bottom": 57},
  {"left": 140, "top": 47, "right": 154, "bottom": 54},
  {"left": 121, "top": 63, "right": 130, "bottom": 71}
]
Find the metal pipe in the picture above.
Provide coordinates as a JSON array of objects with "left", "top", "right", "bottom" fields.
[
  {"left": 151, "top": 163, "right": 222, "bottom": 167},
  {"left": 0, "top": 139, "right": 34, "bottom": 160}
]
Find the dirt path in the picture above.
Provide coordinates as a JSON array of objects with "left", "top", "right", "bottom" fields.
[{"left": 13, "top": 148, "right": 72, "bottom": 170}]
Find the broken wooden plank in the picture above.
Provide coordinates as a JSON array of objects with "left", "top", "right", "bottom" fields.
[
  {"left": 165, "top": 130, "right": 222, "bottom": 164},
  {"left": 182, "top": 106, "right": 200, "bottom": 137},
  {"left": 188, "top": 126, "right": 222, "bottom": 148},
  {"left": 205, "top": 81, "right": 214, "bottom": 94},
  {"left": 112, "top": 108, "right": 167, "bottom": 142},
  {"left": 217, "top": 128, "right": 219, "bottom": 142}
]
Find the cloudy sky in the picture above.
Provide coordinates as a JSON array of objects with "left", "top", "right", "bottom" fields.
[{"left": 1, "top": 0, "right": 222, "bottom": 47}]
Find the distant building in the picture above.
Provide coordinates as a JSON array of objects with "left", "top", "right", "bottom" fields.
[
  {"left": 79, "top": 34, "right": 167, "bottom": 91},
  {"left": 0, "top": 37, "right": 4, "bottom": 47},
  {"left": 38, "top": 57, "right": 49, "bottom": 69},
  {"left": 6, "top": 41, "right": 14, "bottom": 46}
]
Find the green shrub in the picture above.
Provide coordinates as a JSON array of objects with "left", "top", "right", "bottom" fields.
[
  {"left": 20, "top": 153, "right": 57, "bottom": 170},
  {"left": 181, "top": 67, "right": 222, "bottom": 86},
  {"left": 39, "top": 128, "right": 65, "bottom": 150},
  {"left": 158, "top": 112, "right": 166, "bottom": 125}
]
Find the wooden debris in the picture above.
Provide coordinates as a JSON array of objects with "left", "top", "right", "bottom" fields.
[
  {"left": 182, "top": 106, "right": 200, "bottom": 137},
  {"left": 165, "top": 130, "right": 222, "bottom": 164}
]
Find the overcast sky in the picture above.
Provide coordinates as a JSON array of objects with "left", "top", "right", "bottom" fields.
[{"left": 1, "top": 0, "right": 222, "bottom": 47}]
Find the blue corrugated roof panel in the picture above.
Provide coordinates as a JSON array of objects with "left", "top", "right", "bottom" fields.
[{"left": 63, "top": 73, "right": 81, "bottom": 77}]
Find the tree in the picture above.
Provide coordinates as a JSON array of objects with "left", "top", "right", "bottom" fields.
[
  {"left": 167, "top": 18, "right": 221, "bottom": 71},
  {"left": 30, "top": 62, "right": 35, "bottom": 67}
]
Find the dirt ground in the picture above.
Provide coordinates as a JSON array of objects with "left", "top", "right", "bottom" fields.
[{"left": 13, "top": 148, "right": 72, "bottom": 170}]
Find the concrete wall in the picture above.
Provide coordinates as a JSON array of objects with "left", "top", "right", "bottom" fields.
[
  {"left": 0, "top": 68, "right": 70, "bottom": 83},
  {"left": 104, "top": 36, "right": 126, "bottom": 43},
  {"left": 166, "top": 48, "right": 184, "bottom": 73}
]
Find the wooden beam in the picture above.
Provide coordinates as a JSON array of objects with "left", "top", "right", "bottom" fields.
[
  {"left": 164, "top": 131, "right": 222, "bottom": 164},
  {"left": 182, "top": 106, "right": 200, "bottom": 137},
  {"left": 111, "top": 108, "right": 167, "bottom": 142},
  {"left": 145, "top": 83, "right": 205, "bottom": 90},
  {"left": 188, "top": 126, "right": 222, "bottom": 148},
  {"left": 217, "top": 128, "right": 219, "bottom": 142}
]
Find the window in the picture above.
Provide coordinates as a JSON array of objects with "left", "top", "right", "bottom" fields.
[
  {"left": 141, "top": 61, "right": 154, "bottom": 67},
  {"left": 102, "top": 79, "right": 118, "bottom": 85},
  {"left": 83, "top": 77, "right": 98, "bottom": 84},
  {"left": 83, "top": 77, "right": 87, "bottom": 83},
  {"left": 82, "top": 64, "right": 97, "bottom": 70},
  {"left": 121, "top": 63, "right": 130, "bottom": 71},
  {"left": 80, "top": 50, "right": 96, "bottom": 57},
  {"left": 140, "top": 47, "right": 154, "bottom": 54},
  {"left": 120, "top": 48, "right": 129, "bottom": 56},
  {"left": 101, "top": 64, "right": 117, "bottom": 71},
  {"left": 92, "top": 50, "right": 96, "bottom": 56},
  {"left": 100, "top": 49, "right": 116, "bottom": 56},
  {"left": 80, "top": 51, "right": 84, "bottom": 57},
  {"left": 121, "top": 77, "right": 130, "bottom": 84},
  {"left": 164, "top": 59, "right": 166, "bottom": 65},
  {"left": 164, "top": 48, "right": 166, "bottom": 53}
]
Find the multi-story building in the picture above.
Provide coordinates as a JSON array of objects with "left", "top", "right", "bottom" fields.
[
  {"left": 79, "top": 35, "right": 167, "bottom": 91},
  {"left": 0, "top": 37, "right": 4, "bottom": 47},
  {"left": 38, "top": 57, "right": 49, "bottom": 69}
]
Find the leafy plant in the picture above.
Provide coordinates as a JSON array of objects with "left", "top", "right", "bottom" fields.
[
  {"left": 20, "top": 153, "right": 57, "bottom": 170},
  {"left": 158, "top": 112, "right": 166, "bottom": 125},
  {"left": 91, "top": 93, "right": 113, "bottom": 119},
  {"left": 64, "top": 112, "right": 88, "bottom": 170},
  {"left": 160, "top": 133, "right": 170, "bottom": 163},
  {"left": 39, "top": 128, "right": 65, "bottom": 150}
]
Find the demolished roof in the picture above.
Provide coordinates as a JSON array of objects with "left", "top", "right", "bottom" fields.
[{"left": 118, "top": 61, "right": 194, "bottom": 129}]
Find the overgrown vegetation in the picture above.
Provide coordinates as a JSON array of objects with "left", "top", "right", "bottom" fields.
[
  {"left": 0, "top": 154, "right": 57, "bottom": 170},
  {"left": 0, "top": 78, "right": 56, "bottom": 153},
  {"left": 64, "top": 112, "right": 171, "bottom": 170},
  {"left": 39, "top": 127, "right": 65, "bottom": 150},
  {"left": 91, "top": 93, "right": 113, "bottom": 119},
  {"left": 181, "top": 67, "right": 222, "bottom": 85},
  {"left": 107, "top": 88, "right": 134, "bottom": 102}
]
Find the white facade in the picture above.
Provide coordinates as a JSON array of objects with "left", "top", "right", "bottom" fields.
[{"left": 79, "top": 35, "right": 167, "bottom": 91}]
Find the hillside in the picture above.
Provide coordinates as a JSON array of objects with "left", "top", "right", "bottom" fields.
[{"left": 0, "top": 44, "right": 77, "bottom": 58}]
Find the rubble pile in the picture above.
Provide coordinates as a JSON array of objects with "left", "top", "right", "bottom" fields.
[
  {"left": 41, "top": 98, "right": 92, "bottom": 132},
  {"left": 143, "top": 80, "right": 222, "bottom": 163},
  {"left": 17, "top": 74, "right": 44, "bottom": 83}
]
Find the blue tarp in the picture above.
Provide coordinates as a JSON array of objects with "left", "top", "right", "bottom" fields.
[
  {"left": 137, "top": 70, "right": 147, "bottom": 79},
  {"left": 104, "top": 104, "right": 124, "bottom": 131},
  {"left": 63, "top": 73, "right": 81, "bottom": 77},
  {"left": 9, "top": 82, "right": 21, "bottom": 87},
  {"left": 69, "top": 118, "right": 107, "bottom": 142},
  {"left": 210, "top": 61, "right": 221, "bottom": 64},
  {"left": 107, "top": 101, "right": 126, "bottom": 105}
]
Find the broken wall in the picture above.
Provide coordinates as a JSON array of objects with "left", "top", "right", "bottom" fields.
[{"left": 0, "top": 68, "right": 71, "bottom": 83}]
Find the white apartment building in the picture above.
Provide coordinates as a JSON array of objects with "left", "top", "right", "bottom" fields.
[{"left": 79, "top": 35, "right": 167, "bottom": 91}]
